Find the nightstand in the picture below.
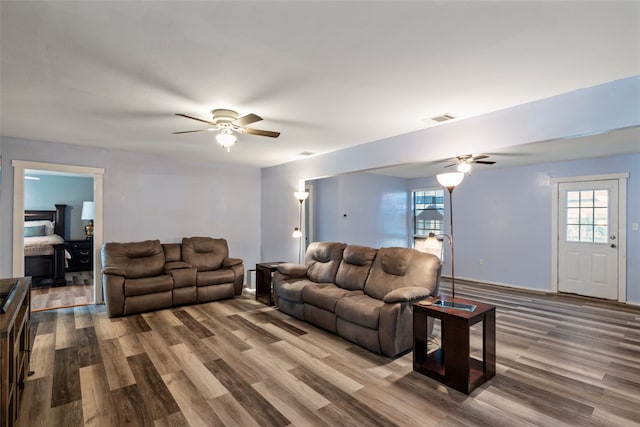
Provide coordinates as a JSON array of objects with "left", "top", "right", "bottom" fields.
[{"left": 66, "top": 240, "right": 93, "bottom": 272}]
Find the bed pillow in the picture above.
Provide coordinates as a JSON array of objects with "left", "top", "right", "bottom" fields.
[
  {"left": 24, "top": 220, "right": 54, "bottom": 235},
  {"left": 24, "top": 225, "right": 46, "bottom": 237}
]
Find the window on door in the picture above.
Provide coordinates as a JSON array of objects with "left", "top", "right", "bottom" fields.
[
  {"left": 566, "top": 189, "right": 609, "bottom": 243},
  {"left": 412, "top": 189, "right": 444, "bottom": 247}
]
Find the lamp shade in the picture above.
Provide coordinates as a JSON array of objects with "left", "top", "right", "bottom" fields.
[
  {"left": 81, "top": 201, "right": 95, "bottom": 220},
  {"left": 294, "top": 191, "right": 309, "bottom": 201},
  {"left": 436, "top": 172, "right": 464, "bottom": 188}
]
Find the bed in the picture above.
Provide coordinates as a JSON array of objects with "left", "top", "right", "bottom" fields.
[{"left": 24, "top": 204, "right": 68, "bottom": 286}]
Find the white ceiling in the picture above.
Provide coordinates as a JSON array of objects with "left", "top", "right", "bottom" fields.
[{"left": 1, "top": 1, "right": 639, "bottom": 171}]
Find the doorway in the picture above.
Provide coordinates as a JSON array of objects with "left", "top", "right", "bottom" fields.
[
  {"left": 12, "top": 160, "right": 105, "bottom": 307},
  {"left": 551, "top": 174, "right": 628, "bottom": 301}
]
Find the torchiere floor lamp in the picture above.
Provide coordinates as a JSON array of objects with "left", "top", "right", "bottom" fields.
[{"left": 292, "top": 191, "right": 309, "bottom": 264}]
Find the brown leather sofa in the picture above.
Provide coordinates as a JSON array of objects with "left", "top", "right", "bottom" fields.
[
  {"left": 102, "top": 237, "right": 244, "bottom": 317},
  {"left": 273, "top": 242, "right": 441, "bottom": 357}
]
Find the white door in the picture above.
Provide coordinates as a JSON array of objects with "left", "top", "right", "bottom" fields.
[{"left": 558, "top": 180, "right": 618, "bottom": 299}]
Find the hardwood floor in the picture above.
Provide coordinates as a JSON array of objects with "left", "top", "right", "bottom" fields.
[
  {"left": 31, "top": 272, "right": 94, "bottom": 311},
  {"left": 18, "top": 280, "right": 640, "bottom": 426}
]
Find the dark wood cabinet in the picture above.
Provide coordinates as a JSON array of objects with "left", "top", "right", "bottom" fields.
[
  {"left": 66, "top": 240, "right": 93, "bottom": 272},
  {"left": 1, "top": 277, "right": 31, "bottom": 427}
]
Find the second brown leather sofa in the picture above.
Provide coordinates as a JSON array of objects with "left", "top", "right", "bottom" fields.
[{"left": 102, "top": 237, "right": 244, "bottom": 317}]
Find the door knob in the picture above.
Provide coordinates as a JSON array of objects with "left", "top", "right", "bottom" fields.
[
  {"left": 611, "top": 244, "right": 617, "bottom": 248},
  {"left": 610, "top": 235, "right": 616, "bottom": 240}
]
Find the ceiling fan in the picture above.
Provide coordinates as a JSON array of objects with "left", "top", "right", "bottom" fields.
[
  {"left": 444, "top": 154, "right": 496, "bottom": 173},
  {"left": 173, "top": 109, "right": 280, "bottom": 152}
]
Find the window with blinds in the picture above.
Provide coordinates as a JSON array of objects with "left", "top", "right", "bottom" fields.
[{"left": 412, "top": 189, "right": 445, "bottom": 237}]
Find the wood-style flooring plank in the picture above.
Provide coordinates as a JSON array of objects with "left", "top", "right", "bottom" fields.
[
  {"left": 79, "top": 363, "right": 118, "bottom": 426},
  {"left": 290, "top": 365, "right": 393, "bottom": 426},
  {"left": 161, "top": 371, "right": 226, "bottom": 427},
  {"left": 205, "top": 358, "right": 290, "bottom": 426},
  {"left": 127, "top": 353, "right": 180, "bottom": 420},
  {"left": 51, "top": 346, "right": 81, "bottom": 408},
  {"left": 99, "top": 338, "right": 136, "bottom": 391}
]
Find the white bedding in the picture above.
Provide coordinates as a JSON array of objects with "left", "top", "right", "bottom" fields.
[{"left": 24, "top": 234, "right": 71, "bottom": 259}]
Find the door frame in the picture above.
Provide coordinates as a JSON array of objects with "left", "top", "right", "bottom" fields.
[
  {"left": 551, "top": 173, "right": 628, "bottom": 302},
  {"left": 12, "top": 160, "right": 105, "bottom": 303}
]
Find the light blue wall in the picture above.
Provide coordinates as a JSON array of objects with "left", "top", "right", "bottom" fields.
[
  {"left": 408, "top": 153, "right": 640, "bottom": 301},
  {"left": 24, "top": 175, "right": 93, "bottom": 240},
  {"left": 261, "top": 77, "right": 640, "bottom": 303},
  {"left": 311, "top": 173, "right": 409, "bottom": 247},
  {"left": 0, "top": 137, "right": 262, "bottom": 280}
]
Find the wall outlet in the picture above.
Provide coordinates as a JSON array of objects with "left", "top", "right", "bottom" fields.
[
  {"left": 479, "top": 258, "right": 484, "bottom": 265},
  {"left": 633, "top": 223, "right": 639, "bottom": 231}
]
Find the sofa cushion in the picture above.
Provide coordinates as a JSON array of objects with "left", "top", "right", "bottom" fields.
[
  {"left": 302, "top": 283, "right": 360, "bottom": 312},
  {"left": 162, "top": 243, "right": 182, "bottom": 263},
  {"left": 102, "top": 240, "right": 165, "bottom": 279},
  {"left": 182, "top": 237, "right": 229, "bottom": 272},
  {"left": 364, "top": 247, "right": 440, "bottom": 301},
  {"left": 336, "top": 318, "right": 381, "bottom": 354},
  {"left": 306, "top": 242, "right": 346, "bottom": 283},
  {"left": 278, "top": 279, "right": 315, "bottom": 303},
  {"left": 335, "top": 245, "right": 377, "bottom": 291},
  {"left": 124, "top": 275, "right": 173, "bottom": 297},
  {"left": 335, "top": 294, "right": 384, "bottom": 330},
  {"left": 196, "top": 268, "right": 235, "bottom": 287}
]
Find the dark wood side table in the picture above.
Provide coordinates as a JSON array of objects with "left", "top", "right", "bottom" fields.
[
  {"left": 413, "top": 295, "right": 496, "bottom": 394},
  {"left": 255, "top": 262, "right": 286, "bottom": 305}
]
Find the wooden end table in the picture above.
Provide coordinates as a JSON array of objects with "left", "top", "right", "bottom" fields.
[
  {"left": 413, "top": 295, "right": 496, "bottom": 394},
  {"left": 255, "top": 262, "right": 286, "bottom": 305}
]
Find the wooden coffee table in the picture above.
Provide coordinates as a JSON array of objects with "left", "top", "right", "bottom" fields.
[{"left": 413, "top": 295, "right": 496, "bottom": 394}]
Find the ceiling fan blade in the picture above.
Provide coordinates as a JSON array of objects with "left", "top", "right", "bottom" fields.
[
  {"left": 443, "top": 163, "right": 457, "bottom": 168},
  {"left": 243, "top": 128, "right": 280, "bottom": 138},
  {"left": 474, "top": 160, "right": 496, "bottom": 165},
  {"left": 172, "top": 129, "right": 207, "bottom": 134},
  {"left": 471, "top": 154, "right": 490, "bottom": 161},
  {"left": 175, "top": 113, "right": 217, "bottom": 126},
  {"left": 233, "top": 113, "right": 262, "bottom": 127}
]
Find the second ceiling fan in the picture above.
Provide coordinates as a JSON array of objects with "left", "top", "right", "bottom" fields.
[
  {"left": 173, "top": 109, "right": 280, "bottom": 151},
  {"left": 445, "top": 154, "right": 496, "bottom": 173}
]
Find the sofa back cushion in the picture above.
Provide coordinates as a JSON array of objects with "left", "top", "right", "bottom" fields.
[
  {"left": 335, "top": 245, "right": 377, "bottom": 291},
  {"left": 102, "top": 240, "right": 165, "bottom": 279},
  {"left": 305, "top": 242, "right": 347, "bottom": 283},
  {"left": 182, "top": 237, "right": 228, "bottom": 272},
  {"left": 363, "top": 247, "right": 441, "bottom": 300},
  {"left": 163, "top": 243, "right": 182, "bottom": 263}
]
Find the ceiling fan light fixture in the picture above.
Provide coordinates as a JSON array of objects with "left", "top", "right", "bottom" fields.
[
  {"left": 216, "top": 130, "right": 237, "bottom": 151},
  {"left": 457, "top": 163, "right": 471, "bottom": 173}
]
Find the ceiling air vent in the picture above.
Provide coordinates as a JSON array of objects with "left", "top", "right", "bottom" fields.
[{"left": 430, "top": 113, "right": 456, "bottom": 123}]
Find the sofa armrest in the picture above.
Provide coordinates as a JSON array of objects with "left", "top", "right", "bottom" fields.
[
  {"left": 102, "top": 266, "right": 126, "bottom": 276},
  {"left": 383, "top": 286, "right": 432, "bottom": 303},
  {"left": 223, "top": 257, "right": 243, "bottom": 268},
  {"left": 276, "top": 262, "right": 307, "bottom": 278}
]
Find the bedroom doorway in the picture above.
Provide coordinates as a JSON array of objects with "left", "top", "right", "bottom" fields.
[{"left": 12, "top": 160, "right": 105, "bottom": 310}]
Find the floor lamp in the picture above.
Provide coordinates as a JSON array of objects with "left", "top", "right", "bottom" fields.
[
  {"left": 292, "top": 191, "right": 309, "bottom": 264},
  {"left": 435, "top": 172, "right": 464, "bottom": 299}
]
